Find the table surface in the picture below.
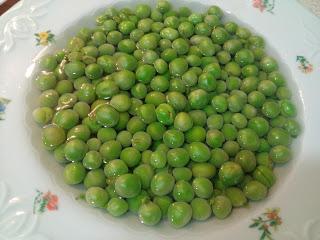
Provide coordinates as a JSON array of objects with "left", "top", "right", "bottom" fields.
[{"left": 0, "top": 0, "right": 19, "bottom": 15}]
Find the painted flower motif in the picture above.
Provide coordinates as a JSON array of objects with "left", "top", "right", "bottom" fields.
[
  {"left": 296, "top": 56, "right": 313, "bottom": 73},
  {"left": 0, "top": 97, "right": 10, "bottom": 120},
  {"left": 35, "top": 30, "right": 55, "bottom": 46},
  {"left": 250, "top": 208, "right": 282, "bottom": 240},
  {"left": 252, "top": 0, "right": 275, "bottom": 14},
  {"left": 33, "top": 190, "right": 59, "bottom": 214}
]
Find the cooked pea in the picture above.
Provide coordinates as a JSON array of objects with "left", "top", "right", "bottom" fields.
[{"left": 33, "top": 1, "right": 300, "bottom": 228}]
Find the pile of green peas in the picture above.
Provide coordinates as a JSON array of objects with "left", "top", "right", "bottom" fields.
[{"left": 33, "top": 0, "right": 301, "bottom": 228}]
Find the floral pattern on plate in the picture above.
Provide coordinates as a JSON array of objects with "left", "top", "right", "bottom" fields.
[
  {"left": 35, "top": 30, "right": 55, "bottom": 46},
  {"left": 250, "top": 208, "right": 282, "bottom": 240},
  {"left": 33, "top": 190, "right": 59, "bottom": 214},
  {"left": 252, "top": 0, "right": 275, "bottom": 13},
  {"left": 0, "top": 97, "right": 10, "bottom": 120},
  {"left": 296, "top": 56, "right": 313, "bottom": 73}
]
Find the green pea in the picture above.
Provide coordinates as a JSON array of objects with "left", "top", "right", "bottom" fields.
[
  {"left": 192, "top": 177, "right": 213, "bottom": 199},
  {"left": 107, "top": 197, "right": 128, "bottom": 217},
  {"left": 280, "top": 100, "right": 297, "bottom": 117},
  {"left": 163, "top": 129, "right": 184, "bottom": 148},
  {"left": 248, "top": 117, "right": 270, "bottom": 137},
  {"left": 191, "top": 163, "right": 216, "bottom": 179},
  {"left": 260, "top": 56, "right": 278, "bottom": 73},
  {"left": 98, "top": 44, "right": 115, "bottom": 56},
  {"left": 139, "top": 201, "right": 162, "bottom": 226},
  {"left": 97, "top": 55, "right": 115, "bottom": 74},
  {"left": 76, "top": 83, "right": 95, "bottom": 104},
  {"left": 211, "top": 27, "right": 229, "bottom": 45},
  {"left": 172, "top": 167, "right": 192, "bottom": 182},
  {"left": 67, "top": 124, "right": 91, "bottom": 141},
  {"left": 100, "top": 140, "right": 122, "bottom": 161},
  {"left": 187, "top": 142, "right": 211, "bottom": 162},
  {"left": 115, "top": 173, "right": 141, "bottom": 198},
  {"left": 242, "top": 64, "right": 259, "bottom": 77},
  {"left": 55, "top": 80, "right": 73, "bottom": 95},
  {"left": 151, "top": 171, "right": 175, "bottom": 196},
  {"left": 174, "top": 112, "right": 193, "bottom": 132},
  {"left": 169, "top": 58, "right": 189, "bottom": 77},
  {"left": 221, "top": 123, "right": 238, "bottom": 141},
  {"left": 240, "top": 76, "right": 259, "bottom": 93},
  {"left": 53, "top": 143, "right": 67, "bottom": 164},
  {"left": 113, "top": 70, "right": 136, "bottom": 91},
  {"left": 228, "top": 94, "right": 245, "bottom": 113},
  {"left": 119, "top": 147, "right": 141, "bottom": 168},
  {"left": 199, "top": 38, "right": 216, "bottom": 56},
  {"left": 83, "top": 150, "right": 102, "bottom": 170},
  {"left": 211, "top": 95, "right": 228, "bottom": 113},
  {"left": 40, "top": 55, "right": 58, "bottom": 71},
  {"left": 127, "top": 116, "right": 146, "bottom": 134},
  {"left": 185, "top": 126, "right": 206, "bottom": 143},
  {"left": 64, "top": 61, "right": 85, "bottom": 79},
  {"left": 160, "top": 27, "right": 179, "bottom": 41},
  {"left": 219, "top": 161, "right": 244, "bottom": 187},
  {"left": 258, "top": 80, "right": 277, "bottom": 97},
  {"left": 150, "top": 150, "right": 167, "bottom": 169},
  {"left": 188, "top": 89, "right": 209, "bottom": 110},
  {"left": 248, "top": 91, "right": 266, "bottom": 108},
  {"left": 257, "top": 152, "right": 273, "bottom": 168},
  {"left": 190, "top": 198, "right": 211, "bottom": 221},
  {"left": 253, "top": 165, "right": 276, "bottom": 188},
  {"left": 237, "top": 128, "right": 260, "bottom": 151},
  {"left": 211, "top": 195, "right": 232, "bottom": 219},
  {"left": 173, "top": 180, "right": 194, "bottom": 202},
  {"left": 223, "top": 140, "right": 240, "bottom": 157},
  {"left": 133, "top": 164, "right": 154, "bottom": 190},
  {"left": 244, "top": 180, "right": 267, "bottom": 201},
  {"left": 145, "top": 91, "right": 166, "bottom": 106},
  {"left": 225, "top": 187, "right": 247, "bottom": 207},
  {"left": 35, "top": 72, "right": 57, "bottom": 91},
  {"left": 32, "top": 107, "right": 54, "bottom": 125},
  {"left": 167, "top": 202, "right": 192, "bottom": 228},
  {"left": 104, "top": 160, "right": 128, "bottom": 179},
  {"left": 235, "top": 150, "right": 257, "bottom": 173},
  {"left": 206, "top": 129, "right": 225, "bottom": 148},
  {"left": 130, "top": 83, "right": 147, "bottom": 99},
  {"left": 166, "top": 91, "right": 188, "bottom": 111},
  {"left": 94, "top": 104, "right": 119, "bottom": 127},
  {"left": 269, "top": 145, "right": 292, "bottom": 164},
  {"left": 172, "top": 38, "right": 190, "bottom": 55},
  {"left": 155, "top": 103, "right": 176, "bottom": 125},
  {"left": 63, "top": 162, "right": 86, "bottom": 185},
  {"left": 84, "top": 169, "right": 106, "bottom": 189},
  {"left": 132, "top": 131, "right": 152, "bottom": 151},
  {"left": 262, "top": 101, "right": 280, "bottom": 119},
  {"left": 115, "top": 131, "right": 131, "bottom": 148},
  {"left": 284, "top": 119, "right": 301, "bottom": 137},
  {"left": 42, "top": 125, "right": 66, "bottom": 150},
  {"left": 82, "top": 116, "right": 101, "bottom": 134},
  {"left": 276, "top": 87, "right": 292, "bottom": 100},
  {"left": 109, "top": 94, "right": 131, "bottom": 113},
  {"left": 150, "top": 75, "right": 169, "bottom": 92},
  {"left": 85, "top": 187, "right": 109, "bottom": 208},
  {"left": 210, "top": 148, "right": 228, "bottom": 167},
  {"left": 96, "top": 128, "right": 116, "bottom": 143},
  {"left": 64, "top": 139, "right": 88, "bottom": 162},
  {"left": 267, "top": 127, "right": 291, "bottom": 146}
]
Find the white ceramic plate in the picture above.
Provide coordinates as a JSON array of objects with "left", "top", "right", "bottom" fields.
[{"left": 1, "top": 0, "right": 320, "bottom": 239}]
